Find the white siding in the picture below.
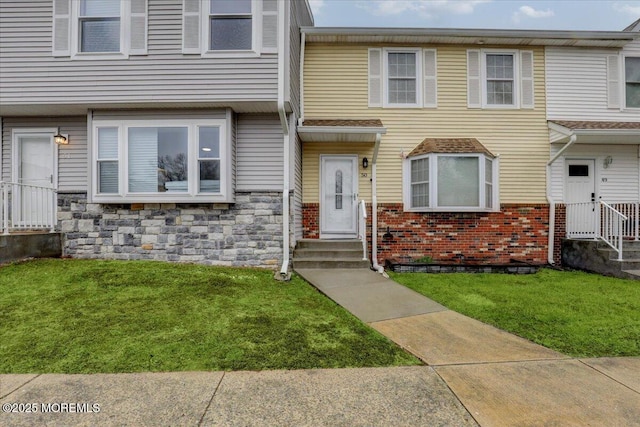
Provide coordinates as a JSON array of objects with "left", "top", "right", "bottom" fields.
[
  {"left": 1, "top": 116, "right": 87, "bottom": 192},
  {"left": 288, "top": 0, "right": 313, "bottom": 117},
  {"left": 546, "top": 39, "right": 640, "bottom": 121},
  {"left": 236, "top": 114, "right": 283, "bottom": 191},
  {"left": 0, "top": 1, "right": 278, "bottom": 112},
  {"left": 550, "top": 144, "right": 639, "bottom": 202},
  {"left": 293, "top": 125, "right": 303, "bottom": 241}
]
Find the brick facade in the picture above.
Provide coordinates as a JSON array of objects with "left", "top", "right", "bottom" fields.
[
  {"left": 58, "top": 192, "right": 283, "bottom": 268},
  {"left": 303, "top": 202, "right": 552, "bottom": 265}
]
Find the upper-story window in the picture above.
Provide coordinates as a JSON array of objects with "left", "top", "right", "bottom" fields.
[
  {"left": 467, "top": 49, "right": 534, "bottom": 109},
  {"left": 626, "top": 57, "right": 640, "bottom": 109},
  {"left": 368, "top": 48, "right": 437, "bottom": 108},
  {"left": 52, "top": 0, "right": 147, "bottom": 58},
  {"left": 183, "top": 0, "right": 277, "bottom": 56},
  {"left": 79, "top": 0, "right": 121, "bottom": 53}
]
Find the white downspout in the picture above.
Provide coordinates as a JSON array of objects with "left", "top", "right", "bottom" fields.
[
  {"left": 546, "top": 134, "right": 577, "bottom": 265},
  {"left": 298, "top": 32, "right": 305, "bottom": 125},
  {"left": 371, "top": 133, "right": 385, "bottom": 274},
  {"left": 278, "top": 0, "right": 290, "bottom": 279}
]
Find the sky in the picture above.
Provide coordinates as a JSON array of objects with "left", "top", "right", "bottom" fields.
[{"left": 308, "top": 0, "right": 640, "bottom": 31}]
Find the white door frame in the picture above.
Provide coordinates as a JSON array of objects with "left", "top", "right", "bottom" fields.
[
  {"left": 319, "top": 154, "right": 359, "bottom": 239},
  {"left": 11, "top": 128, "right": 58, "bottom": 188},
  {"left": 565, "top": 158, "right": 597, "bottom": 238}
]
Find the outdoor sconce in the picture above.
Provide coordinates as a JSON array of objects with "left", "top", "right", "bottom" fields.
[
  {"left": 603, "top": 156, "right": 613, "bottom": 169},
  {"left": 362, "top": 157, "right": 369, "bottom": 169},
  {"left": 383, "top": 226, "right": 393, "bottom": 240},
  {"left": 54, "top": 132, "right": 68, "bottom": 145}
]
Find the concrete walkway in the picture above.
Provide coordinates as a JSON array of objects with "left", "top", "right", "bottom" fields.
[{"left": 296, "top": 268, "right": 640, "bottom": 427}]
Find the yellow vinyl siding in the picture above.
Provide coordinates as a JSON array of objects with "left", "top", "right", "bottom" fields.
[{"left": 303, "top": 44, "right": 548, "bottom": 204}]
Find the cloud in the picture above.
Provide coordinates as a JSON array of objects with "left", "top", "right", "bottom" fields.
[
  {"left": 308, "top": 0, "right": 325, "bottom": 15},
  {"left": 613, "top": 2, "right": 640, "bottom": 15},
  {"left": 512, "top": 5, "right": 554, "bottom": 23},
  {"left": 356, "top": 0, "right": 491, "bottom": 19}
]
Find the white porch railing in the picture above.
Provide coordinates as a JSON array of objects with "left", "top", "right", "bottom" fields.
[
  {"left": 1, "top": 181, "right": 57, "bottom": 235},
  {"left": 566, "top": 201, "right": 630, "bottom": 261},
  {"left": 358, "top": 199, "right": 368, "bottom": 261}
]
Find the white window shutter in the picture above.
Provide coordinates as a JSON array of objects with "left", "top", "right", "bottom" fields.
[
  {"left": 262, "top": 0, "right": 278, "bottom": 52},
  {"left": 607, "top": 55, "right": 621, "bottom": 109},
  {"left": 52, "top": 0, "right": 71, "bottom": 56},
  {"left": 423, "top": 49, "right": 437, "bottom": 108},
  {"left": 129, "top": 0, "right": 147, "bottom": 55},
  {"left": 183, "top": 0, "right": 201, "bottom": 54},
  {"left": 368, "top": 48, "right": 383, "bottom": 107},
  {"left": 467, "top": 50, "right": 481, "bottom": 108},
  {"left": 520, "top": 51, "right": 534, "bottom": 109}
]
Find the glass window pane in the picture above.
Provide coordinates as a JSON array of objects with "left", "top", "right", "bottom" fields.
[
  {"left": 199, "top": 160, "right": 220, "bottom": 193},
  {"left": 411, "top": 158, "right": 429, "bottom": 183},
  {"left": 98, "top": 161, "right": 118, "bottom": 193},
  {"left": 626, "top": 83, "right": 640, "bottom": 108},
  {"left": 81, "top": 19, "right": 120, "bottom": 52},
  {"left": 211, "top": 0, "right": 251, "bottom": 14},
  {"left": 389, "top": 79, "right": 416, "bottom": 104},
  {"left": 626, "top": 57, "right": 640, "bottom": 82},
  {"left": 81, "top": 0, "right": 120, "bottom": 17},
  {"left": 210, "top": 18, "right": 252, "bottom": 50},
  {"left": 412, "top": 183, "right": 429, "bottom": 208},
  {"left": 199, "top": 127, "right": 220, "bottom": 158},
  {"left": 98, "top": 127, "right": 118, "bottom": 158},
  {"left": 485, "top": 158, "right": 493, "bottom": 184},
  {"left": 485, "top": 183, "right": 492, "bottom": 208},
  {"left": 487, "top": 80, "right": 513, "bottom": 105},
  {"left": 388, "top": 53, "right": 416, "bottom": 77},
  {"left": 437, "top": 157, "right": 479, "bottom": 207}
]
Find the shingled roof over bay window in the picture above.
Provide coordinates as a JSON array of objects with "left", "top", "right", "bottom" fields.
[{"left": 407, "top": 138, "right": 495, "bottom": 158}]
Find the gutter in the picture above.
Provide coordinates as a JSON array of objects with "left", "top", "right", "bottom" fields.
[
  {"left": 371, "top": 132, "right": 385, "bottom": 275},
  {"left": 278, "top": 0, "right": 290, "bottom": 279},
  {"left": 546, "top": 134, "right": 577, "bottom": 265}
]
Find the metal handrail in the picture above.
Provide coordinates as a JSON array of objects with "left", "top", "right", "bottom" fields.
[
  {"left": 0, "top": 181, "right": 57, "bottom": 235},
  {"left": 358, "top": 199, "right": 368, "bottom": 261}
]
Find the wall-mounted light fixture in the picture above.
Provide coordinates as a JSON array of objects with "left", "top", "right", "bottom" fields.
[
  {"left": 362, "top": 157, "right": 369, "bottom": 169},
  {"left": 54, "top": 131, "right": 68, "bottom": 145},
  {"left": 603, "top": 156, "right": 613, "bottom": 169}
]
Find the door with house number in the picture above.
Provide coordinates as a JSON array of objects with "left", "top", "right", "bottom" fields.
[
  {"left": 13, "top": 133, "right": 56, "bottom": 225},
  {"left": 320, "top": 156, "right": 358, "bottom": 238},
  {"left": 566, "top": 159, "right": 596, "bottom": 238}
]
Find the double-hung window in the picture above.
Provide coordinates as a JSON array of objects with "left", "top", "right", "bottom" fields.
[
  {"left": 78, "top": 0, "right": 121, "bottom": 53},
  {"left": 626, "top": 57, "right": 640, "bottom": 109},
  {"left": 92, "top": 118, "right": 230, "bottom": 203},
  {"left": 485, "top": 53, "right": 515, "bottom": 106},
  {"left": 387, "top": 51, "right": 419, "bottom": 106},
  {"left": 209, "top": 0, "right": 253, "bottom": 51}
]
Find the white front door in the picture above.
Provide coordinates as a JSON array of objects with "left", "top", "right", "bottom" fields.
[
  {"left": 320, "top": 155, "right": 358, "bottom": 238},
  {"left": 12, "top": 132, "right": 56, "bottom": 225},
  {"left": 565, "top": 159, "right": 596, "bottom": 238}
]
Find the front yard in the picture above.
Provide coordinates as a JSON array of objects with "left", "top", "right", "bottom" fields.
[
  {"left": 0, "top": 259, "right": 419, "bottom": 374},
  {"left": 391, "top": 269, "right": 640, "bottom": 357}
]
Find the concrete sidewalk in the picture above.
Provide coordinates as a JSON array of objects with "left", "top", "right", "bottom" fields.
[
  {"left": 296, "top": 268, "right": 640, "bottom": 427},
  {"left": 1, "top": 367, "right": 476, "bottom": 427}
]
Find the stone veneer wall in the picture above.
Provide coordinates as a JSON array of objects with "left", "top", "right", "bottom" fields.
[
  {"left": 303, "top": 203, "right": 551, "bottom": 265},
  {"left": 58, "top": 192, "right": 283, "bottom": 268}
]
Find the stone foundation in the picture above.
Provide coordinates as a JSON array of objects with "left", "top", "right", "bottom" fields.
[
  {"left": 303, "top": 203, "right": 550, "bottom": 265},
  {"left": 58, "top": 192, "right": 283, "bottom": 268}
]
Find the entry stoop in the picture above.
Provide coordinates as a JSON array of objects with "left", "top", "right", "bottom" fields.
[{"left": 293, "top": 239, "right": 370, "bottom": 269}]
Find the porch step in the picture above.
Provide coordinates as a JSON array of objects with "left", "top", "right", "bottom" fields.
[{"left": 293, "top": 239, "right": 370, "bottom": 270}]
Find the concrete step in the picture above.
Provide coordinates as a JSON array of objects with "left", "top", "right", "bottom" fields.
[
  {"left": 599, "top": 247, "right": 640, "bottom": 260},
  {"left": 296, "top": 239, "right": 363, "bottom": 251},
  {"left": 293, "top": 259, "right": 371, "bottom": 269},
  {"left": 293, "top": 248, "right": 365, "bottom": 260}
]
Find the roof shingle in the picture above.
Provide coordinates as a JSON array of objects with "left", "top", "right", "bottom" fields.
[
  {"left": 550, "top": 121, "right": 640, "bottom": 130},
  {"left": 407, "top": 138, "right": 495, "bottom": 158},
  {"left": 302, "top": 119, "right": 384, "bottom": 128}
]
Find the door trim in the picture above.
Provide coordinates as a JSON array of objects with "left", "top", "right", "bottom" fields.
[
  {"left": 564, "top": 158, "right": 597, "bottom": 203},
  {"left": 319, "top": 154, "right": 359, "bottom": 239},
  {"left": 11, "top": 128, "right": 58, "bottom": 188}
]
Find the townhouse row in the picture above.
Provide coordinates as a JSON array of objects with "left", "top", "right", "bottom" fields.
[{"left": 1, "top": 1, "right": 639, "bottom": 271}]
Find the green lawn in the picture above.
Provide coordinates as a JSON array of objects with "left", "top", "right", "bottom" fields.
[
  {"left": 391, "top": 269, "right": 640, "bottom": 358},
  {"left": 0, "top": 259, "right": 419, "bottom": 374}
]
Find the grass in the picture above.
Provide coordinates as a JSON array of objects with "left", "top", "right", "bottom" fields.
[
  {"left": 0, "top": 259, "right": 419, "bottom": 374},
  {"left": 390, "top": 268, "right": 640, "bottom": 358}
]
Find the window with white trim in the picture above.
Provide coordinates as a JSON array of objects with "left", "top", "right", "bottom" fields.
[
  {"left": 78, "top": 0, "right": 121, "bottom": 52},
  {"left": 92, "top": 118, "right": 230, "bottom": 203},
  {"left": 467, "top": 49, "right": 534, "bottom": 109},
  {"left": 209, "top": 0, "right": 253, "bottom": 51},
  {"left": 368, "top": 48, "right": 437, "bottom": 108},
  {"left": 626, "top": 56, "right": 640, "bottom": 109},
  {"left": 404, "top": 154, "right": 499, "bottom": 211}
]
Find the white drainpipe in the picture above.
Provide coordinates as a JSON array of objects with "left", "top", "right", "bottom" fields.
[
  {"left": 371, "top": 133, "right": 385, "bottom": 274},
  {"left": 546, "top": 134, "right": 577, "bottom": 265},
  {"left": 278, "top": 0, "right": 290, "bottom": 278}
]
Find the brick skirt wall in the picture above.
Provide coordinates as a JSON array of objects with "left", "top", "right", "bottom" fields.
[
  {"left": 58, "top": 192, "right": 283, "bottom": 268},
  {"left": 303, "top": 203, "right": 552, "bottom": 265}
]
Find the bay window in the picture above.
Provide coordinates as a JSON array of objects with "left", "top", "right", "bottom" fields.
[
  {"left": 92, "top": 119, "right": 230, "bottom": 203},
  {"left": 404, "top": 153, "right": 499, "bottom": 212}
]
